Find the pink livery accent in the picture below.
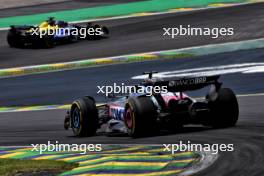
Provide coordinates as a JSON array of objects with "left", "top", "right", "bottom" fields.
[{"left": 161, "top": 92, "right": 188, "bottom": 107}]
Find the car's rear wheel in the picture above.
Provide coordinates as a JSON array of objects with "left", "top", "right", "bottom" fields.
[
  {"left": 208, "top": 88, "right": 239, "bottom": 128},
  {"left": 70, "top": 97, "right": 99, "bottom": 137},
  {"left": 7, "top": 30, "right": 24, "bottom": 48},
  {"left": 124, "top": 96, "right": 157, "bottom": 137}
]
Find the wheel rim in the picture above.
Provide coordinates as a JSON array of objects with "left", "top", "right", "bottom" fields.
[
  {"left": 125, "top": 108, "right": 133, "bottom": 129},
  {"left": 72, "top": 107, "right": 81, "bottom": 129}
]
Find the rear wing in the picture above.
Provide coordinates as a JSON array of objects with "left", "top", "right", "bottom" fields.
[
  {"left": 145, "top": 75, "right": 221, "bottom": 92},
  {"left": 10, "top": 25, "right": 35, "bottom": 31}
]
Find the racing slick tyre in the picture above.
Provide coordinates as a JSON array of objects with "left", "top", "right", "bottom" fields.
[
  {"left": 70, "top": 96, "right": 99, "bottom": 137},
  {"left": 101, "top": 26, "right": 109, "bottom": 38},
  {"left": 7, "top": 30, "right": 24, "bottom": 48},
  {"left": 69, "top": 33, "right": 78, "bottom": 43},
  {"left": 124, "top": 96, "right": 157, "bottom": 137},
  {"left": 208, "top": 88, "right": 239, "bottom": 128},
  {"left": 41, "top": 35, "right": 55, "bottom": 48}
]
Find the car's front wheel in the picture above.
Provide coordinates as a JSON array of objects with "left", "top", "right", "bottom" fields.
[
  {"left": 101, "top": 26, "right": 109, "bottom": 38},
  {"left": 70, "top": 97, "right": 99, "bottom": 137}
]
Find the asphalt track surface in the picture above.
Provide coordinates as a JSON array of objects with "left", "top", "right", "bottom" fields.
[
  {"left": 0, "top": 0, "right": 69, "bottom": 10},
  {"left": 0, "top": 2, "right": 264, "bottom": 68},
  {"left": 0, "top": 48, "right": 264, "bottom": 175},
  {"left": 1, "top": 48, "right": 264, "bottom": 106},
  {"left": 0, "top": 3, "right": 264, "bottom": 176}
]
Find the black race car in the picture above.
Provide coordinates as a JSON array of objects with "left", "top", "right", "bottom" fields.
[
  {"left": 64, "top": 72, "right": 239, "bottom": 137},
  {"left": 7, "top": 17, "right": 109, "bottom": 48}
]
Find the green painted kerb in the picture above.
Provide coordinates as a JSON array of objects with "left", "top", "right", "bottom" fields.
[
  {"left": 0, "top": 52, "right": 192, "bottom": 78},
  {"left": 0, "top": 0, "right": 250, "bottom": 28},
  {"left": 0, "top": 38, "right": 263, "bottom": 78},
  {"left": 0, "top": 145, "right": 199, "bottom": 176}
]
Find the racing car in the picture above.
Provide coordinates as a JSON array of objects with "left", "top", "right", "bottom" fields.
[
  {"left": 64, "top": 72, "right": 239, "bottom": 137},
  {"left": 7, "top": 17, "right": 109, "bottom": 48}
]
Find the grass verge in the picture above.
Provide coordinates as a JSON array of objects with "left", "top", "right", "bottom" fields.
[{"left": 0, "top": 158, "right": 78, "bottom": 176}]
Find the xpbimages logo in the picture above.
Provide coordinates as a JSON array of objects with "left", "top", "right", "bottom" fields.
[
  {"left": 97, "top": 83, "right": 168, "bottom": 96},
  {"left": 31, "top": 141, "right": 102, "bottom": 154},
  {"left": 163, "top": 25, "right": 234, "bottom": 39},
  {"left": 163, "top": 141, "right": 234, "bottom": 154},
  {"left": 31, "top": 27, "right": 103, "bottom": 38}
]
